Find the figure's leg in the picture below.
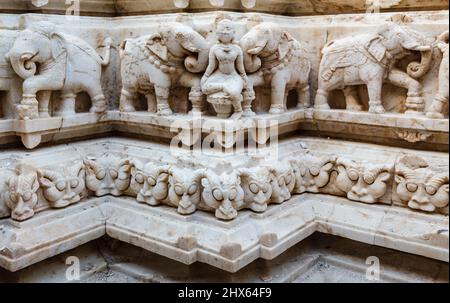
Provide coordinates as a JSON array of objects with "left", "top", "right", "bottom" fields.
[
  {"left": 297, "top": 84, "right": 310, "bottom": 109},
  {"left": 242, "top": 74, "right": 263, "bottom": 116},
  {"left": 154, "top": 84, "right": 173, "bottom": 115},
  {"left": 178, "top": 72, "right": 206, "bottom": 114},
  {"left": 342, "top": 86, "right": 363, "bottom": 111},
  {"left": 426, "top": 72, "right": 448, "bottom": 118},
  {"left": 388, "top": 69, "right": 424, "bottom": 115},
  {"left": 365, "top": 78, "right": 385, "bottom": 114}
]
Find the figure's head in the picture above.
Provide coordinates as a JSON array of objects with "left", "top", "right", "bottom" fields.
[{"left": 216, "top": 19, "right": 235, "bottom": 44}]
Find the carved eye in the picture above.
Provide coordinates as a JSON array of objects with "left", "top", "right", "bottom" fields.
[
  {"left": 118, "top": 171, "right": 128, "bottom": 180},
  {"left": 71, "top": 179, "right": 79, "bottom": 188},
  {"left": 212, "top": 188, "right": 223, "bottom": 201},
  {"left": 263, "top": 185, "right": 269, "bottom": 194},
  {"left": 96, "top": 169, "right": 106, "bottom": 180},
  {"left": 300, "top": 167, "right": 307, "bottom": 177},
  {"left": 425, "top": 185, "right": 437, "bottom": 195},
  {"left": 23, "top": 191, "right": 32, "bottom": 201},
  {"left": 278, "top": 177, "right": 285, "bottom": 187},
  {"left": 110, "top": 169, "right": 118, "bottom": 179},
  {"left": 229, "top": 188, "right": 237, "bottom": 200},
  {"left": 406, "top": 183, "right": 418, "bottom": 192},
  {"left": 135, "top": 173, "right": 144, "bottom": 184},
  {"left": 174, "top": 185, "right": 184, "bottom": 196},
  {"left": 9, "top": 192, "right": 18, "bottom": 203},
  {"left": 188, "top": 184, "right": 198, "bottom": 195},
  {"left": 363, "top": 174, "right": 375, "bottom": 185},
  {"left": 285, "top": 174, "right": 292, "bottom": 184},
  {"left": 309, "top": 167, "right": 320, "bottom": 177},
  {"left": 348, "top": 170, "right": 359, "bottom": 181},
  {"left": 249, "top": 183, "right": 259, "bottom": 194},
  {"left": 56, "top": 181, "right": 66, "bottom": 191},
  {"left": 147, "top": 177, "right": 157, "bottom": 186}
]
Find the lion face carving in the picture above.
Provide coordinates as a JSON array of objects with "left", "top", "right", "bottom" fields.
[
  {"left": 291, "top": 155, "right": 335, "bottom": 193},
  {"left": 238, "top": 167, "right": 272, "bottom": 212},
  {"left": 168, "top": 167, "right": 204, "bottom": 214},
  {"left": 135, "top": 163, "right": 170, "bottom": 206}
]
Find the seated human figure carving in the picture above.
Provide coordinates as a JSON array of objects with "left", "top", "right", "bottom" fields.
[{"left": 201, "top": 19, "right": 251, "bottom": 119}]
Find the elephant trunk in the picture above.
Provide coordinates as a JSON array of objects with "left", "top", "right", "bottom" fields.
[
  {"left": 185, "top": 48, "right": 209, "bottom": 73},
  {"left": 240, "top": 38, "right": 265, "bottom": 73},
  {"left": 407, "top": 49, "right": 433, "bottom": 79},
  {"left": 9, "top": 52, "right": 37, "bottom": 79}
]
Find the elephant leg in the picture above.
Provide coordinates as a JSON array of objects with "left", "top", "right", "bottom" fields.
[
  {"left": 297, "top": 85, "right": 310, "bottom": 109},
  {"left": 342, "top": 86, "right": 363, "bottom": 111},
  {"left": 119, "top": 88, "right": 137, "bottom": 112},
  {"left": 154, "top": 85, "right": 172, "bottom": 116},
  {"left": 314, "top": 88, "right": 330, "bottom": 110},
  {"left": 365, "top": 78, "right": 385, "bottom": 114},
  {"left": 387, "top": 69, "right": 424, "bottom": 115},
  {"left": 269, "top": 73, "right": 288, "bottom": 114},
  {"left": 426, "top": 75, "right": 448, "bottom": 119},
  {"left": 37, "top": 91, "right": 52, "bottom": 118},
  {"left": 85, "top": 85, "right": 107, "bottom": 114},
  {"left": 20, "top": 75, "right": 61, "bottom": 119},
  {"left": 178, "top": 72, "right": 205, "bottom": 114},
  {"left": 146, "top": 91, "right": 157, "bottom": 113}
]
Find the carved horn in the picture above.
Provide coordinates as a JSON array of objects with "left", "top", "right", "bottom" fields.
[
  {"left": 83, "top": 159, "right": 101, "bottom": 173},
  {"left": 428, "top": 173, "right": 449, "bottom": 188},
  {"left": 37, "top": 169, "right": 59, "bottom": 181}
]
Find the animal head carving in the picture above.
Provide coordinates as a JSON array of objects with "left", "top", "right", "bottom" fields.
[
  {"left": 268, "top": 162, "right": 295, "bottom": 204},
  {"left": 168, "top": 167, "right": 205, "bottom": 215},
  {"left": 135, "top": 163, "right": 170, "bottom": 206},
  {"left": 335, "top": 158, "right": 392, "bottom": 203},
  {"left": 84, "top": 156, "right": 132, "bottom": 197},
  {"left": 291, "top": 155, "right": 336, "bottom": 193},
  {"left": 4, "top": 165, "right": 39, "bottom": 221},
  {"left": 201, "top": 170, "right": 244, "bottom": 220},
  {"left": 395, "top": 156, "right": 449, "bottom": 212},
  {"left": 37, "top": 162, "right": 86, "bottom": 208},
  {"left": 238, "top": 167, "right": 272, "bottom": 212}
]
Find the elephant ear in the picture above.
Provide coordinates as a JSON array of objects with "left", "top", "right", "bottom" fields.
[
  {"left": 277, "top": 31, "right": 292, "bottom": 60},
  {"left": 145, "top": 33, "right": 168, "bottom": 62},
  {"left": 366, "top": 35, "right": 386, "bottom": 62},
  {"left": 175, "top": 32, "right": 200, "bottom": 53},
  {"left": 50, "top": 32, "right": 68, "bottom": 60}
]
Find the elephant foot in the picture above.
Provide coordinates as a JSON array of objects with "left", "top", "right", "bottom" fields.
[
  {"left": 426, "top": 111, "right": 445, "bottom": 119},
  {"left": 230, "top": 111, "right": 243, "bottom": 120},
  {"left": 157, "top": 106, "right": 173, "bottom": 116},
  {"left": 39, "top": 111, "right": 50, "bottom": 118},
  {"left": 17, "top": 96, "right": 39, "bottom": 120},
  {"left": 242, "top": 108, "right": 255, "bottom": 117},
  {"left": 347, "top": 104, "right": 364, "bottom": 111},
  {"left": 269, "top": 105, "right": 284, "bottom": 114},
  {"left": 119, "top": 105, "right": 136, "bottom": 112},
  {"left": 313, "top": 103, "right": 330, "bottom": 110},
  {"left": 368, "top": 101, "right": 385, "bottom": 114}
]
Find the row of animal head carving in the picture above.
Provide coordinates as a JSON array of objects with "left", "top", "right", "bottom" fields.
[
  {"left": 1, "top": 153, "right": 448, "bottom": 222},
  {"left": 1, "top": 18, "right": 447, "bottom": 120}
]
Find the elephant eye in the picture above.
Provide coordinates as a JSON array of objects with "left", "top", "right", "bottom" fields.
[
  {"left": 174, "top": 185, "right": 184, "bottom": 196},
  {"left": 212, "top": 188, "right": 223, "bottom": 201},
  {"left": 425, "top": 185, "right": 437, "bottom": 195},
  {"left": 363, "top": 174, "right": 375, "bottom": 185},
  {"left": 109, "top": 169, "right": 119, "bottom": 179},
  {"left": 285, "top": 174, "right": 293, "bottom": 184},
  {"left": 147, "top": 177, "right": 157, "bottom": 186},
  {"left": 406, "top": 183, "right": 418, "bottom": 192},
  {"left": 348, "top": 170, "right": 359, "bottom": 182},
  {"left": 71, "top": 179, "right": 79, "bottom": 188},
  {"left": 56, "top": 181, "right": 66, "bottom": 191},
  {"left": 229, "top": 188, "right": 237, "bottom": 201},
  {"left": 23, "top": 191, "right": 32, "bottom": 201},
  {"left": 96, "top": 169, "right": 106, "bottom": 180},
  {"left": 309, "top": 167, "right": 320, "bottom": 177},
  {"left": 188, "top": 184, "right": 198, "bottom": 195},
  {"left": 249, "top": 183, "right": 259, "bottom": 194},
  {"left": 135, "top": 173, "right": 144, "bottom": 184}
]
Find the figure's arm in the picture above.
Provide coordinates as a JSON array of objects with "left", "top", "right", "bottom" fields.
[{"left": 203, "top": 46, "right": 217, "bottom": 78}]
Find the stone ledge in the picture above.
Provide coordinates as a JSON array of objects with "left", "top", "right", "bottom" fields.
[
  {"left": 0, "top": 108, "right": 448, "bottom": 150},
  {"left": 0, "top": 194, "right": 447, "bottom": 273}
]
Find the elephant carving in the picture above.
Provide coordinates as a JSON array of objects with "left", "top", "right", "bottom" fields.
[
  {"left": 240, "top": 22, "right": 311, "bottom": 114},
  {"left": 314, "top": 23, "right": 432, "bottom": 114},
  {"left": 5, "top": 21, "right": 111, "bottom": 120},
  {"left": 427, "top": 31, "right": 449, "bottom": 119},
  {"left": 119, "top": 22, "right": 209, "bottom": 115}
]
